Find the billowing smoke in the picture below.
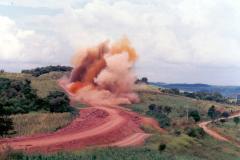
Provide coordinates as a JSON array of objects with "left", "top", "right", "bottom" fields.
[{"left": 59, "top": 37, "right": 139, "bottom": 106}]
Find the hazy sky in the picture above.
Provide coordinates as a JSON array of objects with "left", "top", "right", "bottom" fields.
[{"left": 1, "top": 0, "right": 240, "bottom": 85}]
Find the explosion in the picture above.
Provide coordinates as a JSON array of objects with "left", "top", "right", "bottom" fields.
[{"left": 59, "top": 37, "right": 139, "bottom": 106}]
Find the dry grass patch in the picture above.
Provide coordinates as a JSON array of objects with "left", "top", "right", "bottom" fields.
[{"left": 10, "top": 112, "right": 73, "bottom": 137}]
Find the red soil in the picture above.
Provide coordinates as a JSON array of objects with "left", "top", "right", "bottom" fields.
[{"left": 0, "top": 106, "right": 163, "bottom": 153}]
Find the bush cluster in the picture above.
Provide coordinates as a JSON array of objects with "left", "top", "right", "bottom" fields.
[
  {"left": 185, "top": 127, "right": 205, "bottom": 138},
  {"left": 0, "top": 78, "right": 72, "bottom": 114},
  {"left": 0, "top": 78, "right": 72, "bottom": 137},
  {"left": 147, "top": 104, "right": 171, "bottom": 128}
]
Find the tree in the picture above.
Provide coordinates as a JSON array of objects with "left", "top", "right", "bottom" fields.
[
  {"left": 220, "top": 119, "right": 226, "bottom": 125},
  {"left": 0, "top": 78, "right": 40, "bottom": 114},
  {"left": 163, "top": 106, "right": 172, "bottom": 115},
  {"left": 186, "top": 127, "right": 205, "bottom": 138},
  {"left": 158, "top": 144, "right": 166, "bottom": 152},
  {"left": 221, "top": 111, "right": 230, "bottom": 119},
  {"left": 141, "top": 77, "right": 148, "bottom": 84},
  {"left": 148, "top": 104, "right": 156, "bottom": 111},
  {"left": 157, "top": 105, "right": 163, "bottom": 113},
  {"left": 208, "top": 105, "right": 216, "bottom": 121},
  {"left": 189, "top": 110, "right": 201, "bottom": 122},
  {"left": 233, "top": 117, "right": 240, "bottom": 126},
  {"left": 0, "top": 103, "right": 14, "bottom": 137},
  {"left": 45, "top": 91, "right": 71, "bottom": 113},
  {"left": 171, "top": 88, "right": 180, "bottom": 95},
  {"left": 156, "top": 113, "right": 171, "bottom": 128}
]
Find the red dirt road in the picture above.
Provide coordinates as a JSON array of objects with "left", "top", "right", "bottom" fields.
[
  {"left": 198, "top": 112, "right": 240, "bottom": 147},
  {"left": 0, "top": 106, "right": 162, "bottom": 153}
]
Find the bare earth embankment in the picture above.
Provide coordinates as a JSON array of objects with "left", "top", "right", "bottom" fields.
[{"left": 0, "top": 106, "right": 163, "bottom": 153}]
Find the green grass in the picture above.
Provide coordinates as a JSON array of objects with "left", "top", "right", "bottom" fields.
[
  {"left": 6, "top": 147, "right": 204, "bottom": 160},
  {"left": 145, "top": 133, "right": 240, "bottom": 160},
  {"left": 128, "top": 91, "right": 238, "bottom": 120}
]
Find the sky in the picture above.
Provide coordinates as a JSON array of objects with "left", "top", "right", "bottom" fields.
[{"left": 0, "top": 0, "right": 240, "bottom": 85}]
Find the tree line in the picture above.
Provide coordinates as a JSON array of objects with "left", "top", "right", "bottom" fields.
[
  {"left": 21, "top": 65, "right": 72, "bottom": 77},
  {"left": 161, "top": 88, "right": 229, "bottom": 104}
]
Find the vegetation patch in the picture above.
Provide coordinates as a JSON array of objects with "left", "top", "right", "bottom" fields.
[
  {"left": 21, "top": 65, "right": 72, "bottom": 77},
  {"left": 208, "top": 118, "right": 240, "bottom": 142},
  {"left": 5, "top": 147, "right": 204, "bottom": 160},
  {"left": 10, "top": 112, "right": 73, "bottom": 137}
]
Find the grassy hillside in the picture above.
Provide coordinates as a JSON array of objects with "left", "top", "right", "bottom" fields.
[
  {"left": 130, "top": 85, "right": 237, "bottom": 121},
  {"left": 0, "top": 72, "right": 63, "bottom": 97},
  {"left": 0, "top": 72, "right": 80, "bottom": 138},
  {"left": 208, "top": 119, "right": 240, "bottom": 143},
  {"left": 1, "top": 73, "right": 240, "bottom": 160}
]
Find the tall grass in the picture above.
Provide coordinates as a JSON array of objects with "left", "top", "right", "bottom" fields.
[{"left": 10, "top": 112, "right": 72, "bottom": 137}]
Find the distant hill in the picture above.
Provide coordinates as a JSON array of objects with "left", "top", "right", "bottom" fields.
[{"left": 150, "top": 82, "right": 240, "bottom": 98}]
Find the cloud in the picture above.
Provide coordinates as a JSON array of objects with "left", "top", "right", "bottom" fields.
[
  {"left": 50, "top": 0, "right": 240, "bottom": 68},
  {"left": 0, "top": 16, "right": 71, "bottom": 69},
  {"left": 1, "top": 0, "right": 240, "bottom": 84}
]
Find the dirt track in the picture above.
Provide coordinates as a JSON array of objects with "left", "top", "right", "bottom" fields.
[
  {"left": 198, "top": 112, "right": 240, "bottom": 147},
  {"left": 0, "top": 106, "right": 162, "bottom": 153}
]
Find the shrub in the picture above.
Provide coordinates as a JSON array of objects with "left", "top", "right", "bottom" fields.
[
  {"left": 186, "top": 127, "right": 205, "bottom": 138},
  {"left": 158, "top": 144, "right": 167, "bottom": 152},
  {"left": 221, "top": 111, "right": 230, "bottom": 118},
  {"left": 220, "top": 119, "right": 226, "bottom": 124},
  {"left": 174, "top": 129, "right": 181, "bottom": 136},
  {"left": 0, "top": 116, "right": 14, "bottom": 137},
  {"left": 0, "top": 78, "right": 40, "bottom": 114},
  {"left": 44, "top": 91, "right": 71, "bottom": 113},
  {"left": 0, "top": 78, "right": 72, "bottom": 114},
  {"left": 189, "top": 110, "right": 201, "bottom": 122},
  {"left": 233, "top": 117, "right": 240, "bottom": 125},
  {"left": 148, "top": 104, "right": 156, "bottom": 111},
  {"left": 163, "top": 106, "right": 172, "bottom": 115},
  {"left": 0, "top": 98, "right": 14, "bottom": 137},
  {"left": 147, "top": 111, "right": 170, "bottom": 128},
  {"left": 156, "top": 113, "right": 171, "bottom": 128}
]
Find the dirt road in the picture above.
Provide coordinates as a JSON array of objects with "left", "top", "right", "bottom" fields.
[
  {"left": 198, "top": 112, "right": 240, "bottom": 146},
  {"left": 0, "top": 106, "right": 161, "bottom": 153}
]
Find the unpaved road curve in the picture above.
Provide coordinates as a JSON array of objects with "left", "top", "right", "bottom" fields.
[
  {"left": 0, "top": 106, "right": 161, "bottom": 153},
  {"left": 5, "top": 107, "right": 124, "bottom": 149},
  {"left": 109, "top": 133, "right": 150, "bottom": 147},
  {"left": 198, "top": 112, "right": 240, "bottom": 147}
]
